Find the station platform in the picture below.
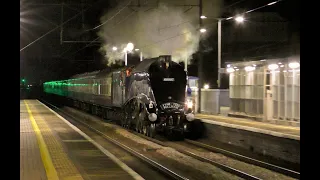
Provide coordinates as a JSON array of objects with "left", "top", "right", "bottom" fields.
[
  {"left": 195, "top": 113, "right": 300, "bottom": 140},
  {"left": 20, "top": 100, "right": 142, "bottom": 180}
]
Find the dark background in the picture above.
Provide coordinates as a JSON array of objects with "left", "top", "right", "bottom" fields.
[{"left": 20, "top": 0, "right": 300, "bottom": 89}]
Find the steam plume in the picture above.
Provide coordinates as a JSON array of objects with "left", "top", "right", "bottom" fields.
[{"left": 98, "top": 0, "right": 222, "bottom": 66}]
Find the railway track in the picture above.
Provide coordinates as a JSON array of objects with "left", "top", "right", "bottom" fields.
[
  {"left": 43, "top": 99, "right": 299, "bottom": 180},
  {"left": 111, "top": 118, "right": 299, "bottom": 180},
  {"left": 184, "top": 139, "right": 300, "bottom": 179},
  {"left": 42, "top": 99, "right": 188, "bottom": 180},
  {"left": 125, "top": 129, "right": 263, "bottom": 180},
  {"left": 127, "top": 129, "right": 300, "bottom": 180}
]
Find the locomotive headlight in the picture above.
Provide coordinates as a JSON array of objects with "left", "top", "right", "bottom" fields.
[
  {"left": 186, "top": 113, "right": 195, "bottom": 121},
  {"left": 148, "top": 113, "right": 157, "bottom": 122},
  {"left": 187, "top": 101, "right": 193, "bottom": 108}
]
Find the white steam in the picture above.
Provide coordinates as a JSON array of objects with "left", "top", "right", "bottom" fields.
[{"left": 98, "top": 0, "right": 222, "bottom": 66}]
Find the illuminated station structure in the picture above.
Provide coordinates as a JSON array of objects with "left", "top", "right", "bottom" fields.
[{"left": 225, "top": 57, "right": 300, "bottom": 123}]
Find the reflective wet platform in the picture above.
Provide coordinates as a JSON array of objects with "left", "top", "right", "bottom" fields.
[{"left": 20, "top": 100, "right": 141, "bottom": 180}]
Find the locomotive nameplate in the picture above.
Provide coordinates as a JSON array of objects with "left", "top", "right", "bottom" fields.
[
  {"left": 163, "top": 78, "right": 175, "bottom": 82},
  {"left": 161, "top": 102, "right": 181, "bottom": 109}
]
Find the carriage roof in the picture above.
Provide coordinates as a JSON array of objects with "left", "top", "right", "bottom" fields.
[
  {"left": 70, "top": 67, "right": 128, "bottom": 80},
  {"left": 68, "top": 55, "right": 180, "bottom": 80}
]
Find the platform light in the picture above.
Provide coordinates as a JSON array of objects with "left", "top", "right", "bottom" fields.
[
  {"left": 135, "top": 48, "right": 139, "bottom": 51},
  {"left": 200, "top": 15, "right": 207, "bottom": 19},
  {"left": 280, "top": 65, "right": 284, "bottom": 67},
  {"left": 268, "top": 64, "right": 279, "bottom": 70},
  {"left": 200, "top": 28, "right": 206, "bottom": 33},
  {"left": 126, "top": 42, "right": 134, "bottom": 52},
  {"left": 227, "top": 68, "right": 235, "bottom": 73},
  {"left": 235, "top": 16, "right": 244, "bottom": 23},
  {"left": 245, "top": 66, "right": 255, "bottom": 72},
  {"left": 289, "top": 62, "right": 300, "bottom": 69},
  {"left": 204, "top": 84, "right": 209, "bottom": 89}
]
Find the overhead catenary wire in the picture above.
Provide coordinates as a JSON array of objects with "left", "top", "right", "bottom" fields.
[
  {"left": 224, "top": 0, "right": 284, "bottom": 21},
  {"left": 136, "top": 0, "right": 285, "bottom": 39},
  {"left": 85, "top": 0, "right": 133, "bottom": 31},
  {"left": 140, "top": 0, "right": 285, "bottom": 49},
  {"left": 62, "top": 0, "right": 153, "bottom": 57},
  {"left": 20, "top": 0, "right": 107, "bottom": 52},
  {"left": 224, "top": 0, "right": 248, "bottom": 9},
  {"left": 62, "top": 3, "right": 139, "bottom": 58},
  {"left": 66, "top": 0, "right": 284, "bottom": 57}
]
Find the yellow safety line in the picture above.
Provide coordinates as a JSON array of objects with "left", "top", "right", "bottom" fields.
[{"left": 24, "top": 100, "right": 59, "bottom": 180}]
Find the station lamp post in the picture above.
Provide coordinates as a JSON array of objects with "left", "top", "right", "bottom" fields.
[
  {"left": 134, "top": 48, "right": 143, "bottom": 62},
  {"left": 112, "top": 42, "right": 143, "bottom": 66},
  {"left": 199, "top": 15, "right": 244, "bottom": 88},
  {"left": 124, "top": 42, "right": 134, "bottom": 66}
]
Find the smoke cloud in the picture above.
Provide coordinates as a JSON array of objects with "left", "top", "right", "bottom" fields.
[{"left": 98, "top": 0, "right": 222, "bottom": 66}]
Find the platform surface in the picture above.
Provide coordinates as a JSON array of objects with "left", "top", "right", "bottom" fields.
[
  {"left": 195, "top": 113, "right": 300, "bottom": 140},
  {"left": 20, "top": 99, "right": 142, "bottom": 180}
]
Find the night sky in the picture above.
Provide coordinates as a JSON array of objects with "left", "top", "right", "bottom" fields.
[{"left": 20, "top": 0, "right": 300, "bottom": 87}]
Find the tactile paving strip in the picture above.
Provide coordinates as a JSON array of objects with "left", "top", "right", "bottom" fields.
[
  {"left": 27, "top": 101, "right": 84, "bottom": 180},
  {"left": 20, "top": 103, "right": 47, "bottom": 180}
]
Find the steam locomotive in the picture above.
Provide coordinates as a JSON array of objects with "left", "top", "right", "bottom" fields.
[{"left": 43, "top": 55, "right": 195, "bottom": 138}]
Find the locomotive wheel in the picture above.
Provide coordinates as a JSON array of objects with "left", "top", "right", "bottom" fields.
[
  {"left": 137, "top": 116, "right": 145, "bottom": 134},
  {"left": 145, "top": 126, "right": 149, "bottom": 136},
  {"left": 121, "top": 113, "right": 127, "bottom": 127},
  {"left": 142, "top": 124, "right": 148, "bottom": 136},
  {"left": 121, "top": 112, "right": 127, "bottom": 127},
  {"left": 136, "top": 102, "right": 146, "bottom": 134},
  {"left": 149, "top": 123, "right": 156, "bottom": 138},
  {"left": 135, "top": 119, "right": 141, "bottom": 133},
  {"left": 146, "top": 126, "right": 150, "bottom": 137},
  {"left": 123, "top": 111, "right": 132, "bottom": 129}
]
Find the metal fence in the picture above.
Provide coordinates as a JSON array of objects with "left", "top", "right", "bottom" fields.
[
  {"left": 191, "top": 89, "right": 230, "bottom": 115},
  {"left": 201, "top": 89, "right": 227, "bottom": 114}
]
